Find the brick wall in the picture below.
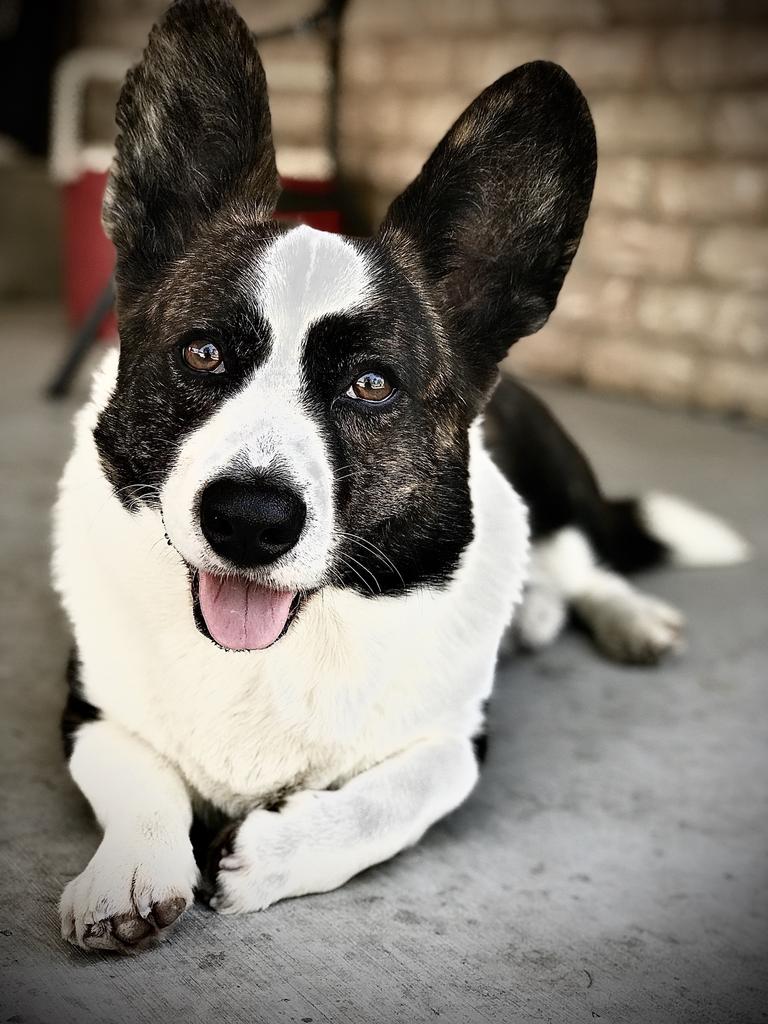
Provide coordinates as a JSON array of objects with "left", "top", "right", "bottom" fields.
[
  {"left": 77, "top": 0, "right": 768, "bottom": 418},
  {"left": 340, "top": 0, "right": 768, "bottom": 419}
]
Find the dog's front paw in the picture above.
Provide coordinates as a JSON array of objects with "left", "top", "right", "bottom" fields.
[
  {"left": 60, "top": 833, "right": 198, "bottom": 954},
  {"left": 209, "top": 791, "right": 338, "bottom": 915}
]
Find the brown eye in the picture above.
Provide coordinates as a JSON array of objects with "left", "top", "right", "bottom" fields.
[
  {"left": 181, "top": 340, "right": 225, "bottom": 374},
  {"left": 346, "top": 372, "right": 395, "bottom": 403}
]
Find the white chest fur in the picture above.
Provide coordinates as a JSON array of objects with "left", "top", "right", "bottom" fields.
[{"left": 52, "top": 354, "right": 529, "bottom": 817}]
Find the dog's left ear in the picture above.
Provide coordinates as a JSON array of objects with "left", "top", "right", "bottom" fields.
[
  {"left": 103, "top": 0, "right": 279, "bottom": 295},
  {"left": 380, "top": 61, "right": 596, "bottom": 378}
]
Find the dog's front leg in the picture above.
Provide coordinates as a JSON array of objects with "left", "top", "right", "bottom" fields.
[
  {"left": 210, "top": 736, "right": 479, "bottom": 914},
  {"left": 60, "top": 720, "right": 199, "bottom": 953}
]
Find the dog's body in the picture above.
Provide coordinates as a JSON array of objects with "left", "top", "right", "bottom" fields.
[
  {"left": 53, "top": 0, "right": 748, "bottom": 953},
  {"left": 56, "top": 347, "right": 524, "bottom": 821}
]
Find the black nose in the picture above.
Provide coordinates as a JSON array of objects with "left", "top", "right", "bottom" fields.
[{"left": 200, "top": 477, "right": 307, "bottom": 568}]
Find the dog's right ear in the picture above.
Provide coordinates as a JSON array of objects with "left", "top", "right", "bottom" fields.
[
  {"left": 103, "top": 0, "right": 279, "bottom": 294},
  {"left": 379, "top": 62, "right": 596, "bottom": 389}
]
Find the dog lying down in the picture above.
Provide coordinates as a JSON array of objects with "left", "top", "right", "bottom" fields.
[{"left": 52, "top": 0, "right": 750, "bottom": 954}]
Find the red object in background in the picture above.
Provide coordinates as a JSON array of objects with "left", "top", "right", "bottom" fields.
[
  {"left": 62, "top": 169, "right": 116, "bottom": 338},
  {"left": 61, "top": 171, "right": 341, "bottom": 340},
  {"left": 276, "top": 176, "right": 342, "bottom": 234},
  {"left": 275, "top": 208, "right": 341, "bottom": 233}
]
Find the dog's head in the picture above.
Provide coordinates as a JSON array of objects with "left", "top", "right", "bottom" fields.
[{"left": 94, "top": 0, "right": 596, "bottom": 651}]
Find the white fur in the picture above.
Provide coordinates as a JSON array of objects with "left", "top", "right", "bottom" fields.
[
  {"left": 212, "top": 737, "right": 479, "bottom": 914},
  {"left": 163, "top": 226, "right": 371, "bottom": 589},
  {"left": 514, "top": 574, "right": 567, "bottom": 652},
  {"left": 641, "top": 491, "right": 751, "bottom": 568},
  {"left": 59, "top": 720, "right": 198, "bottom": 950},
  {"left": 529, "top": 527, "right": 684, "bottom": 664},
  {"left": 53, "top": 328, "right": 530, "bottom": 943}
]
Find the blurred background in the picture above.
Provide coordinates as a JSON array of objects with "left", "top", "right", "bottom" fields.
[{"left": 1, "top": 0, "right": 767, "bottom": 414}]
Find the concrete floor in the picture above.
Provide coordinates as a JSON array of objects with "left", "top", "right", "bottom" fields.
[{"left": 1, "top": 307, "right": 766, "bottom": 1024}]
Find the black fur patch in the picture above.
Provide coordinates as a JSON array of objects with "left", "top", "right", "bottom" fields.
[
  {"left": 485, "top": 377, "right": 668, "bottom": 573},
  {"left": 472, "top": 731, "right": 489, "bottom": 765},
  {"left": 471, "top": 699, "right": 490, "bottom": 765},
  {"left": 61, "top": 649, "right": 101, "bottom": 758},
  {"left": 94, "top": 232, "right": 280, "bottom": 508},
  {"left": 298, "top": 278, "right": 476, "bottom": 595}
]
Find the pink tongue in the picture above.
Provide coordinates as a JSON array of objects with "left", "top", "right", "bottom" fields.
[{"left": 198, "top": 572, "right": 296, "bottom": 651}]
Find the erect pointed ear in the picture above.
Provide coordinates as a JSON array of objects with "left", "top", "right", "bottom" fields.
[
  {"left": 379, "top": 61, "right": 596, "bottom": 375},
  {"left": 103, "top": 0, "right": 279, "bottom": 292}
]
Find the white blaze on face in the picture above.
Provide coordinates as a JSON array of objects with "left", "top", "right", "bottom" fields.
[
  {"left": 257, "top": 224, "right": 370, "bottom": 360},
  {"left": 161, "top": 225, "right": 371, "bottom": 589}
]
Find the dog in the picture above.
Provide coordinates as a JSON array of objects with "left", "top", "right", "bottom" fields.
[{"left": 52, "top": 0, "right": 749, "bottom": 954}]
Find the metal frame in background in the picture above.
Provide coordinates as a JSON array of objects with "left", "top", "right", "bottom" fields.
[{"left": 46, "top": 0, "right": 349, "bottom": 399}]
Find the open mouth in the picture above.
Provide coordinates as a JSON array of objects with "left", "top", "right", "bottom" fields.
[{"left": 191, "top": 570, "right": 305, "bottom": 652}]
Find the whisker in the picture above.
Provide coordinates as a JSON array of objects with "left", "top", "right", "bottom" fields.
[
  {"left": 345, "top": 552, "right": 381, "bottom": 594},
  {"left": 337, "top": 531, "right": 404, "bottom": 586},
  {"left": 336, "top": 553, "right": 377, "bottom": 596},
  {"left": 333, "top": 472, "right": 365, "bottom": 485}
]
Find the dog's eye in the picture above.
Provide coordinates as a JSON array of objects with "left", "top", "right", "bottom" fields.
[
  {"left": 181, "top": 340, "right": 225, "bottom": 374},
  {"left": 346, "top": 372, "right": 395, "bottom": 403}
]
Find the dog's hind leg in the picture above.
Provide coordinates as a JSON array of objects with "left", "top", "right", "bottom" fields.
[
  {"left": 516, "top": 498, "right": 750, "bottom": 664},
  {"left": 486, "top": 376, "right": 749, "bottom": 663},
  {"left": 531, "top": 526, "right": 685, "bottom": 664}
]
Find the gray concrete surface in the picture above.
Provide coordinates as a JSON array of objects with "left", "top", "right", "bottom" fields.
[{"left": 1, "top": 307, "right": 766, "bottom": 1024}]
